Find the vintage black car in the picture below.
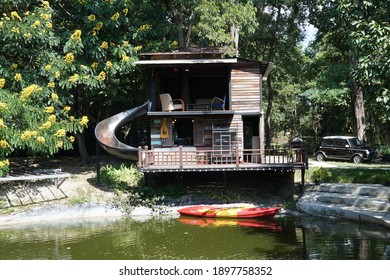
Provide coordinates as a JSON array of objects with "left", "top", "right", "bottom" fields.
[{"left": 314, "top": 136, "right": 381, "bottom": 163}]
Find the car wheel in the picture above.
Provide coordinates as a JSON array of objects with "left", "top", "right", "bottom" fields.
[
  {"left": 352, "top": 155, "right": 363, "bottom": 164},
  {"left": 316, "top": 153, "right": 325, "bottom": 162}
]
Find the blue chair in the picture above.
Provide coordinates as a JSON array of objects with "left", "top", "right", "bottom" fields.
[{"left": 211, "top": 95, "right": 226, "bottom": 110}]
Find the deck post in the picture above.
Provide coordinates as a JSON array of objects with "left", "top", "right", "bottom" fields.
[
  {"left": 235, "top": 143, "right": 239, "bottom": 167},
  {"left": 144, "top": 145, "right": 149, "bottom": 166},
  {"left": 300, "top": 167, "right": 305, "bottom": 194},
  {"left": 96, "top": 141, "right": 100, "bottom": 187},
  {"left": 179, "top": 145, "right": 183, "bottom": 169},
  {"left": 138, "top": 146, "right": 142, "bottom": 168}
]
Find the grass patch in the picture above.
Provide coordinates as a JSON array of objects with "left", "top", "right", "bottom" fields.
[
  {"left": 307, "top": 166, "right": 390, "bottom": 185},
  {"left": 67, "top": 196, "right": 92, "bottom": 205}
]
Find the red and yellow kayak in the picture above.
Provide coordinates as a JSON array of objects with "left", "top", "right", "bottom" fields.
[{"left": 177, "top": 205, "right": 281, "bottom": 219}]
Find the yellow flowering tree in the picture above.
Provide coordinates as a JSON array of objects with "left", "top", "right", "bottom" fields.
[
  {"left": 0, "top": 0, "right": 187, "bottom": 168},
  {"left": 0, "top": 1, "right": 88, "bottom": 173},
  {"left": 44, "top": 0, "right": 150, "bottom": 162}
]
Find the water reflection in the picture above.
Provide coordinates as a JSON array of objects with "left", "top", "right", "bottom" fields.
[
  {"left": 178, "top": 216, "right": 282, "bottom": 231},
  {"left": 0, "top": 215, "right": 389, "bottom": 260}
]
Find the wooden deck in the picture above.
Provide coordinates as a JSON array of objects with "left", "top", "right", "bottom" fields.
[{"left": 138, "top": 146, "right": 307, "bottom": 173}]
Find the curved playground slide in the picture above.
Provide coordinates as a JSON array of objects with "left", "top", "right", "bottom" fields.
[{"left": 94, "top": 101, "right": 151, "bottom": 160}]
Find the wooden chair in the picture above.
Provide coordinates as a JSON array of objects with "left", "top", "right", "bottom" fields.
[{"left": 160, "top": 93, "right": 185, "bottom": 112}]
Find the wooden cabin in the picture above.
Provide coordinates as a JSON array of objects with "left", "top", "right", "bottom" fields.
[{"left": 133, "top": 49, "right": 307, "bottom": 179}]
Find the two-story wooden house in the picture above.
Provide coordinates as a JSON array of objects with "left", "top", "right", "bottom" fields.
[{"left": 95, "top": 48, "right": 307, "bottom": 185}]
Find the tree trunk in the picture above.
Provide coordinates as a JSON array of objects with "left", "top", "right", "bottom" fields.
[
  {"left": 74, "top": 89, "right": 91, "bottom": 164},
  {"left": 350, "top": 78, "right": 366, "bottom": 143},
  {"left": 230, "top": 24, "right": 239, "bottom": 56},
  {"left": 76, "top": 132, "right": 91, "bottom": 164}
]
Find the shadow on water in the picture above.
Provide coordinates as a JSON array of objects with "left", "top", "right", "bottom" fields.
[{"left": 0, "top": 214, "right": 389, "bottom": 260}]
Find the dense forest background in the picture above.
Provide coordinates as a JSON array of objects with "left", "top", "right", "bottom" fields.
[{"left": 0, "top": 0, "right": 389, "bottom": 166}]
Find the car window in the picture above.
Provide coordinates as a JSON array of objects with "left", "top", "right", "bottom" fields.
[
  {"left": 334, "top": 139, "right": 348, "bottom": 147},
  {"left": 321, "top": 139, "right": 333, "bottom": 146},
  {"left": 349, "top": 138, "right": 362, "bottom": 147}
]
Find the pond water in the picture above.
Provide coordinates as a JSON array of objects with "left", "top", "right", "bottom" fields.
[{"left": 0, "top": 214, "right": 389, "bottom": 260}]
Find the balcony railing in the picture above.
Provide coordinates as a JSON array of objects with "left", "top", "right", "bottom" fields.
[{"left": 138, "top": 145, "right": 307, "bottom": 171}]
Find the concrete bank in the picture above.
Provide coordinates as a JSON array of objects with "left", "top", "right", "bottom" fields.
[{"left": 297, "top": 183, "right": 390, "bottom": 229}]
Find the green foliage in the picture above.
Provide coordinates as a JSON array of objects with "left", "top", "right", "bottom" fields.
[
  {"left": 100, "top": 164, "right": 167, "bottom": 214},
  {"left": 307, "top": 167, "right": 390, "bottom": 185},
  {"left": 100, "top": 164, "right": 144, "bottom": 189},
  {"left": 195, "top": 0, "right": 257, "bottom": 55},
  {"left": 377, "top": 145, "right": 390, "bottom": 155}
]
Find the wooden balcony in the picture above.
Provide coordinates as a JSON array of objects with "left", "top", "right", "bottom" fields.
[{"left": 137, "top": 145, "right": 308, "bottom": 173}]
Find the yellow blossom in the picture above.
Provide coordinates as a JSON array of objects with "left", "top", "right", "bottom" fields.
[
  {"left": 69, "top": 116, "right": 75, "bottom": 121},
  {"left": 123, "top": 8, "right": 129, "bottom": 15},
  {"left": 56, "top": 141, "right": 63, "bottom": 148},
  {"left": 41, "top": 1, "right": 50, "bottom": 9},
  {"left": 44, "top": 64, "right": 52, "bottom": 71},
  {"left": 111, "top": 12, "right": 120, "bottom": 21},
  {"left": 41, "top": 13, "right": 51, "bottom": 21},
  {"left": 97, "top": 71, "right": 106, "bottom": 81},
  {"left": 68, "top": 74, "right": 79, "bottom": 83},
  {"left": 12, "top": 27, "right": 19, "bottom": 33},
  {"left": 0, "top": 21, "right": 3, "bottom": 29},
  {"left": 24, "top": 33, "right": 32, "bottom": 38},
  {"left": 51, "top": 93, "right": 59, "bottom": 102},
  {"left": 0, "top": 102, "right": 7, "bottom": 110},
  {"left": 48, "top": 115, "right": 56, "bottom": 123},
  {"left": 123, "top": 41, "right": 129, "bottom": 47},
  {"left": 94, "top": 22, "right": 103, "bottom": 31},
  {"left": 42, "top": 121, "right": 52, "bottom": 129},
  {"left": 91, "top": 62, "right": 98, "bottom": 69},
  {"left": 55, "top": 71, "right": 60, "bottom": 79},
  {"left": 171, "top": 41, "right": 178, "bottom": 47},
  {"left": 88, "top": 14, "right": 96, "bottom": 21},
  {"left": 71, "top": 29, "right": 82, "bottom": 41},
  {"left": 139, "top": 24, "right": 151, "bottom": 31},
  {"left": 45, "top": 106, "right": 55, "bottom": 113},
  {"left": 0, "top": 119, "right": 6, "bottom": 128},
  {"left": 21, "top": 131, "right": 32, "bottom": 140},
  {"left": 0, "top": 78, "right": 5, "bottom": 88},
  {"left": 37, "top": 136, "right": 45, "bottom": 143},
  {"left": 47, "top": 81, "right": 55, "bottom": 88},
  {"left": 79, "top": 116, "right": 89, "bottom": 126},
  {"left": 55, "top": 129, "right": 66, "bottom": 137},
  {"left": 100, "top": 41, "right": 108, "bottom": 49},
  {"left": 122, "top": 54, "right": 129, "bottom": 62},
  {"left": 11, "top": 11, "right": 22, "bottom": 21},
  {"left": 14, "top": 73, "right": 22, "bottom": 81},
  {"left": 0, "top": 159, "right": 10, "bottom": 169},
  {"left": 46, "top": 22, "right": 52, "bottom": 28},
  {"left": 106, "top": 61, "right": 112, "bottom": 68},
  {"left": 64, "top": 106, "right": 71, "bottom": 112},
  {"left": 20, "top": 84, "right": 42, "bottom": 100},
  {"left": 69, "top": 136, "right": 75, "bottom": 143},
  {"left": 64, "top": 53, "right": 75, "bottom": 63},
  {"left": 135, "top": 45, "right": 142, "bottom": 51},
  {"left": 0, "top": 140, "right": 10, "bottom": 149},
  {"left": 11, "top": 64, "right": 18, "bottom": 69},
  {"left": 31, "top": 20, "right": 41, "bottom": 28}
]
